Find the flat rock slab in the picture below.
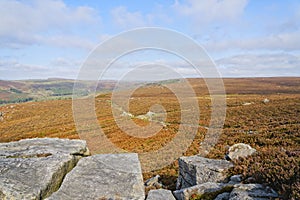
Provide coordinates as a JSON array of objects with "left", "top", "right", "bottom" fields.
[
  {"left": 47, "top": 153, "right": 145, "bottom": 200},
  {"left": 176, "top": 156, "right": 233, "bottom": 189},
  {"left": 0, "top": 155, "right": 77, "bottom": 199},
  {"left": 146, "top": 189, "right": 175, "bottom": 200},
  {"left": 0, "top": 138, "right": 89, "bottom": 200},
  {"left": 0, "top": 138, "right": 89, "bottom": 157}
]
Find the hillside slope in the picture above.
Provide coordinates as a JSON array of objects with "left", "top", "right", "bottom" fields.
[{"left": 0, "top": 77, "right": 299, "bottom": 198}]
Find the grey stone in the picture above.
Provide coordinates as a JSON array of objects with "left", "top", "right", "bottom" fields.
[
  {"left": 263, "top": 98, "right": 269, "bottom": 104},
  {"left": 214, "top": 192, "right": 230, "bottom": 200},
  {"left": 145, "top": 175, "right": 163, "bottom": 191},
  {"left": 227, "top": 143, "right": 256, "bottom": 161},
  {"left": 0, "top": 138, "right": 90, "bottom": 158},
  {"left": 0, "top": 138, "right": 89, "bottom": 200},
  {"left": 0, "top": 155, "right": 78, "bottom": 200},
  {"left": 47, "top": 153, "right": 145, "bottom": 200},
  {"left": 176, "top": 156, "right": 233, "bottom": 189},
  {"left": 145, "top": 175, "right": 160, "bottom": 187},
  {"left": 229, "top": 184, "right": 278, "bottom": 200},
  {"left": 230, "top": 175, "right": 242, "bottom": 183},
  {"left": 173, "top": 182, "right": 233, "bottom": 200},
  {"left": 228, "top": 174, "right": 242, "bottom": 184},
  {"left": 146, "top": 189, "right": 175, "bottom": 200}
]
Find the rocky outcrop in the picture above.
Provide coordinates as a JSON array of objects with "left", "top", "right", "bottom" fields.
[
  {"left": 0, "top": 139, "right": 145, "bottom": 200},
  {"left": 174, "top": 155, "right": 278, "bottom": 200},
  {"left": 176, "top": 156, "right": 233, "bottom": 189},
  {"left": 146, "top": 189, "right": 175, "bottom": 200},
  {"left": 229, "top": 184, "right": 279, "bottom": 200},
  {"left": 47, "top": 153, "right": 145, "bottom": 200},
  {"left": 174, "top": 177, "right": 279, "bottom": 200},
  {"left": 0, "top": 138, "right": 89, "bottom": 200},
  {"left": 227, "top": 143, "right": 256, "bottom": 160},
  {"left": 0, "top": 139, "right": 278, "bottom": 200},
  {"left": 173, "top": 182, "right": 233, "bottom": 200}
]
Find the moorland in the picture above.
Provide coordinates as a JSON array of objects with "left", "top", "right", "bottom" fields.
[{"left": 0, "top": 77, "right": 299, "bottom": 199}]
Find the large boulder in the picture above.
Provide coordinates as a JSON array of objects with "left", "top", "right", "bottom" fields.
[
  {"left": 0, "top": 138, "right": 89, "bottom": 200},
  {"left": 176, "top": 156, "right": 233, "bottom": 189},
  {"left": 227, "top": 143, "right": 256, "bottom": 160},
  {"left": 47, "top": 153, "right": 145, "bottom": 200},
  {"left": 173, "top": 182, "right": 233, "bottom": 200},
  {"left": 146, "top": 189, "right": 175, "bottom": 200},
  {"left": 229, "top": 184, "right": 278, "bottom": 200}
]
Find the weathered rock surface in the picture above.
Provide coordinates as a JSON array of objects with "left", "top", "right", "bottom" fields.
[
  {"left": 173, "top": 182, "right": 233, "bottom": 200},
  {"left": 0, "top": 155, "right": 77, "bottom": 199},
  {"left": 229, "top": 184, "right": 278, "bottom": 200},
  {"left": 176, "top": 156, "right": 233, "bottom": 189},
  {"left": 145, "top": 175, "right": 163, "bottom": 192},
  {"left": 146, "top": 189, "right": 175, "bottom": 200},
  {"left": 227, "top": 143, "right": 256, "bottom": 160},
  {"left": 214, "top": 192, "right": 231, "bottom": 200},
  {"left": 174, "top": 180, "right": 278, "bottom": 200},
  {"left": 145, "top": 175, "right": 161, "bottom": 187},
  {"left": 0, "top": 138, "right": 90, "bottom": 158},
  {"left": 228, "top": 174, "right": 242, "bottom": 184},
  {"left": 0, "top": 138, "right": 89, "bottom": 200},
  {"left": 47, "top": 153, "right": 145, "bottom": 200},
  {"left": 0, "top": 138, "right": 279, "bottom": 200}
]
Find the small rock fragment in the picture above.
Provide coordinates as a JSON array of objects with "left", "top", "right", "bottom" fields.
[
  {"left": 227, "top": 143, "right": 256, "bottom": 160},
  {"left": 146, "top": 189, "right": 175, "bottom": 200},
  {"left": 173, "top": 182, "right": 233, "bottom": 200}
]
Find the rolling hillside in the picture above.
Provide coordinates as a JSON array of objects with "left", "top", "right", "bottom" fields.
[{"left": 0, "top": 77, "right": 299, "bottom": 198}]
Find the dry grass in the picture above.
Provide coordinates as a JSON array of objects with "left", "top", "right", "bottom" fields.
[{"left": 0, "top": 77, "right": 299, "bottom": 199}]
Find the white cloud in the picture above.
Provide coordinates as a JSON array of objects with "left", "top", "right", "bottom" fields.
[
  {"left": 50, "top": 57, "right": 82, "bottom": 68},
  {"left": 204, "top": 31, "right": 300, "bottom": 52},
  {"left": 0, "top": 59, "right": 48, "bottom": 71},
  {"left": 0, "top": 0, "right": 99, "bottom": 48},
  {"left": 44, "top": 35, "right": 95, "bottom": 50},
  {"left": 216, "top": 53, "right": 300, "bottom": 77},
  {"left": 0, "top": 57, "right": 82, "bottom": 80},
  {"left": 111, "top": 6, "right": 147, "bottom": 29},
  {"left": 173, "top": 0, "right": 249, "bottom": 25},
  {"left": 110, "top": 3, "right": 174, "bottom": 30}
]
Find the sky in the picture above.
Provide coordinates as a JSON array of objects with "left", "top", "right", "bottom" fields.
[{"left": 0, "top": 0, "right": 300, "bottom": 80}]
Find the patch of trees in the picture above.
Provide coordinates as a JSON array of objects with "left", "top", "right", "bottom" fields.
[
  {"left": 0, "top": 97, "right": 33, "bottom": 104},
  {"left": 9, "top": 88, "right": 22, "bottom": 94}
]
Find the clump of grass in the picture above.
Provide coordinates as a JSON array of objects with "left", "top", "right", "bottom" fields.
[{"left": 228, "top": 149, "right": 300, "bottom": 199}]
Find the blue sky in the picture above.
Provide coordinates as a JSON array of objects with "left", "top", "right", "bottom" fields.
[{"left": 0, "top": 0, "right": 299, "bottom": 80}]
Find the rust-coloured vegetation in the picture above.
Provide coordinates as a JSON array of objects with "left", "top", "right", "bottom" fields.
[{"left": 0, "top": 77, "right": 299, "bottom": 199}]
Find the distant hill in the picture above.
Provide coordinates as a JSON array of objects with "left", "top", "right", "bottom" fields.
[
  {"left": 186, "top": 77, "right": 300, "bottom": 95},
  {"left": 0, "top": 77, "right": 299, "bottom": 105},
  {"left": 0, "top": 79, "right": 117, "bottom": 104}
]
